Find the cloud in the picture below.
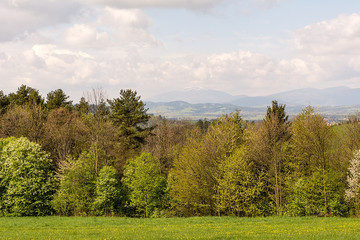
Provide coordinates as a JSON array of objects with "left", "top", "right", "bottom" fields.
[
  {"left": 96, "top": 8, "right": 159, "bottom": 46},
  {"left": 0, "top": 1, "right": 81, "bottom": 41},
  {"left": 63, "top": 24, "right": 111, "bottom": 48},
  {"left": 295, "top": 13, "right": 360, "bottom": 56},
  {"left": 0, "top": 0, "right": 282, "bottom": 42},
  {"left": 0, "top": 40, "right": 327, "bottom": 101},
  {"left": 180, "top": 51, "right": 320, "bottom": 95},
  {"left": 294, "top": 13, "right": 360, "bottom": 87},
  {"left": 253, "top": 0, "right": 283, "bottom": 9},
  {"left": 2, "top": 2, "right": 360, "bottom": 101},
  {"left": 79, "top": 0, "right": 283, "bottom": 10},
  {"left": 62, "top": 7, "right": 159, "bottom": 49},
  {"left": 79, "top": 0, "right": 225, "bottom": 10}
]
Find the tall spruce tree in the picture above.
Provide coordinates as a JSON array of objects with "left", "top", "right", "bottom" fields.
[
  {"left": 249, "top": 100, "right": 290, "bottom": 215},
  {"left": 108, "top": 89, "right": 150, "bottom": 166}
]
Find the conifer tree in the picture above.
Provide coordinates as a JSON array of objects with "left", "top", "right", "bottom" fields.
[
  {"left": 108, "top": 89, "right": 151, "bottom": 166},
  {"left": 46, "top": 89, "right": 72, "bottom": 111}
]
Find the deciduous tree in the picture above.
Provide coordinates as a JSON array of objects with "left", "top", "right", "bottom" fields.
[
  {"left": 93, "top": 166, "right": 122, "bottom": 216},
  {"left": 0, "top": 104, "right": 46, "bottom": 143},
  {"left": 123, "top": 152, "right": 167, "bottom": 217},
  {"left": 345, "top": 149, "right": 360, "bottom": 216},
  {"left": 170, "top": 113, "right": 244, "bottom": 216},
  {"left": 0, "top": 137, "right": 56, "bottom": 216},
  {"left": 84, "top": 88, "right": 115, "bottom": 175},
  {"left": 143, "top": 117, "right": 193, "bottom": 175},
  {"left": 290, "top": 106, "right": 338, "bottom": 215},
  {"left": 52, "top": 151, "right": 97, "bottom": 216},
  {"left": 216, "top": 147, "right": 264, "bottom": 216},
  {"left": 43, "top": 107, "right": 88, "bottom": 163}
]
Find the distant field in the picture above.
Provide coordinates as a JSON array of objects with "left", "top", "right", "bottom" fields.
[{"left": 1, "top": 216, "right": 360, "bottom": 239}]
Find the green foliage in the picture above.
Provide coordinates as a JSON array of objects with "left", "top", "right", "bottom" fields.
[
  {"left": 82, "top": 89, "right": 114, "bottom": 175},
  {"left": 250, "top": 100, "right": 290, "bottom": 215},
  {"left": 8, "top": 85, "right": 44, "bottom": 106},
  {"left": 52, "top": 151, "right": 97, "bottom": 216},
  {"left": 109, "top": 89, "right": 150, "bottom": 155},
  {"left": 75, "top": 97, "right": 91, "bottom": 115},
  {"left": 0, "top": 137, "right": 15, "bottom": 202},
  {"left": 285, "top": 169, "right": 347, "bottom": 217},
  {"left": 291, "top": 106, "right": 332, "bottom": 174},
  {"left": 216, "top": 147, "right": 265, "bottom": 216},
  {"left": 170, "top": 113, "right": 244, "bottom": 216},
  {"left": 289, "top": 106, "right": 338, "bottom": 216},
  {"left": 143, "top": 117, "right": 193, "bottom": 176},
  {"left": 46, "top": 89, "right": 73, "bottom": 111},
  {"left": 0, "top": 137, "right": 56, "bottom": 216},
  {"left": 195, "top": 118, "right": 212, "bottom": 133},
  {"left": 0, "top": 85, "right": 359, "bottom": 218},
  {"left": 168, "top": 128, "right": 208, "bottom": 216},
  {"left": 93, "top": 166, "right": 122, "bottom": 216},
  {"left": 0, "top": 90, "right": 10, "bottom": 115},
  {"left": 123, "top": 152, "right": 168, "bottom": 217},
  {"left": 265, "top": 100, "right": 289, "bottom": 124}
]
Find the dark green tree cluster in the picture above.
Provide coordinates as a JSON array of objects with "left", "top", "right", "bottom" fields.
[{"left": 1, "top": 85, "right": 360, "bottom": 217}]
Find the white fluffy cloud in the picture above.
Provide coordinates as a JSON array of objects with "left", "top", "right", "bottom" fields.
[
  {"left": 2, "top": 2, "right": 360, "bottom": 101},
  {"left": 294, "top": 13, "right": 360, "bottom": 87},
  {"left": 295, "top": 13, "right": 360, "bottom": 56}
]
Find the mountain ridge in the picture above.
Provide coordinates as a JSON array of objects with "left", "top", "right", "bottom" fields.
[
  {"left": 146, "top": 86, "right": 360, "bottom": 107},
  {"left": 145, "top": 86, "right": 360, "bottom": 120}
]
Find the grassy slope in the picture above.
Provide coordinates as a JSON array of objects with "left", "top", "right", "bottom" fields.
[{"left": 1, "top": 216, "right": 360, "bottom": 239}]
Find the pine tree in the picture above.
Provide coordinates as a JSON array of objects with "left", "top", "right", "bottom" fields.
[{"left": 46, "top": 89, "right": 73, "bottom": 111}]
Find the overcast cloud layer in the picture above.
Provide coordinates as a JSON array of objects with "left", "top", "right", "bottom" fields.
[{"left": 1, "top": 0, "right": 360, "bottom": 101}]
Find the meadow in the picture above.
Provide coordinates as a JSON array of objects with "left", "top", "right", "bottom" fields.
[{"left": 1, "top": 216, "right": 360, "bottom": 239}]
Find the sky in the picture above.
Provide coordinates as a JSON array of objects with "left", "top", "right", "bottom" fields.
[{"left": 1, "top": 0, "right": 360, "bottom": 101}]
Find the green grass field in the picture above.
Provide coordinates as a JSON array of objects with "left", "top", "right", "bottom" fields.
[{"left": 1, "top": 216, "right": 360, "bottom": 239}]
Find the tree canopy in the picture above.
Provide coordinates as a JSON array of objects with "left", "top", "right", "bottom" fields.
[{"left": 0, "top": 85, "right": 359, "bottom": 218}]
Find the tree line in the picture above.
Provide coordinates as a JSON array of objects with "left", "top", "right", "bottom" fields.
[{"left": 1, "top": 85, "right": 360, "bottom": 217}]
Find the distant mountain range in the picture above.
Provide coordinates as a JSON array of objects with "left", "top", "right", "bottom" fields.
[
  {"left": 146, "top": 86, "right": 360, "bottom": 107},
  {"left": 145, "top": 87, "right": 360, "bottom": 120},
  {"left": 146, "top": 89, "right": 241, "bottom": 104}
]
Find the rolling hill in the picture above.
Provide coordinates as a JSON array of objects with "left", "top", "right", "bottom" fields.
[{"left": 145, "top": 87, "right": 360, "bottom": 120}]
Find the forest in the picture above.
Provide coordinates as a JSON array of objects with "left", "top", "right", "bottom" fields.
[{"left": 1, "top": 84, "right": 360, "bottom": 218}]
